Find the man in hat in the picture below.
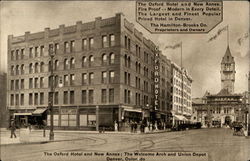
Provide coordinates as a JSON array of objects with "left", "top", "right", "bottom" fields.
[{"left": 10, "top": 119, "right": 17, "bottom": 138}]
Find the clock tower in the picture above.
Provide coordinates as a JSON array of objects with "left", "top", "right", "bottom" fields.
[{"left": 221, "top": 46, "right": 236, "bottom": 94}]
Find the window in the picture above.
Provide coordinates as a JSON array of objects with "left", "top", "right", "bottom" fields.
[
  {"left": 128, "top": 90, "right": 131, "bottom": 104},
  {"left": 15, "top": 94, "right": 19, "bottom": 106},
  {"left": 21, "top": 94, "right": 24, "bottom": 105},
  {"left": 64, "top": 75, "right": 69, "bottom": 86},
  {"left": 29, "top": 93, "right": 33, "bottom": 105},
  {"left": 70, "top": 40, "right": 75, "bottom": 52},
  {"left": 89, "top": 55, "right": 94, "bottom": 67},
  {"left": 54, "top": 60, "right": 59, "bottom": 71},
  {"left": 21, "top": 49, "right": 25, "bottom": 59},
  {"left": 89, "top": 38, "right": 94, "bottom": 49},
  {"left": 89, "top": 73, "right": 94, "bottom": 84},
  {"left": 11, "top": 66, "right": 14, "bottom": 75},
  {"left": 54, "top": 75, "right": 59, "bottom": 87},
  {"left": 40, "top": 77, "right": 44, "bottom": 88},
  {"left": 128, "top": 73, "right": 131, "bottom": 85},
  {"left": 15, "top": 80, "right": 19, "bottom": 90},
  {"left": 109, "top": 88, "right": 114, "bottom": 103},
  {"left": 64, "top": 59, "right": 69, "bottom": 70},
  {"left": 11, "top": 80, "right": 14, "bottom": 90},
  {"left": 70, "top": 58, "right": 75, "bottom": 69},
  {"left": 125, "top": 36, "right": 127, "bottom": 48},
  {"left": 128, "top": 38, "right": 131, "bottom": 51},
  {"left": 63, "top": 91, "right": 68, "bottom": 104},
  {"left": 102, "top": 71, "right": 107, "bottom": 83},
  {"left": 124, "top": 89, "right": 127, "bottom": 103},
  {"left": 11, "top": 51, "right": 14, "bottom": 61},
  {"left": 40, "top": 46, "right": 44, "bottom": 56},
  {"left": 10, "top": 94, "right": 14, "bottom": 106},
  {"left": 16, "top": 50, "right": 19, "bottom": 60},
  {"left": 54, "top": 92, "right": 58, "bottom": 105},
  {"left": 29, "top": 78, "right": 33, "bottom": 89},
  {"left": 124, "top": 72, "right": 127, "bottom": 84},
  {"left": 128, "top": 56, "right": 131, "bottom": 68},
  {"left": 48, "top": 76, "right": 53, "bottom": 88},
  {"left": 29, "top": 47, "right": 33, "bottom": 58},
  {"left": 101, "top": 89, "right": 107, "bottom": 103},
  {"left": 82, "top": 73, "right": 87, "bottom": 85},
  {"left": 34, "top": 93, "right": 38, "bottom": 105},
  {"left": 102, "top": 35, "right": 108, "bottom": 48},
  {"left": 35, "top": 63, "right": 39, "bottom": 73},
  {"left": 82, "top": 38, "right": 87, "bottom": 50},
  {"left": 109, "top": 71, "right": 115, "bottom": 83},
  {"left": 40, "top": 62, "right": 44, "bottom": 72},
  {"left": 55, "top": 43, "right": 59, "bottom": 55},
  {"left": 16, "top": 65, "right": 19, "bottom": 75},
  {"left": 88, "top": 90, "right": 94, "bottom": 104},
  {"left": 34, "top": 78, "right": 39, "bottom": 88},
  {"left": 110, "top": 53, "right": 115, "bottom": 64},
  {"left": 102, "top": 54, "right": 107, "bottom": 65},
  {"left": 35, "top": 47, "right": 39, "bottom": 57},
  {"left": 82, "top": 90, "right": 87, "bottom": 104},
  {"left": 29, "top": 63, "right": 33, "bottom": 74},
  {"left": 82, "top": 56, "right": 87, "bottom": 67},
  {"left": 21, "top": 64, "right": 25, "bottom": 74},
  {"left": 110, "top": 34, "right": 115, "bottom": 47},
  {"left": 64, "top": 41, "right": 69, "bottom": 53},
  {"left": 40, "top": 93, "right": 44, "bottom": 105},
  {"left": 70, "top": 74, "right": 75, "bottom": 85}
]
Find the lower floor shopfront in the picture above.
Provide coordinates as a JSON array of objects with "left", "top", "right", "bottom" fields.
[{"left": 8, "top": 105, "right": 169, "bottom": 131}]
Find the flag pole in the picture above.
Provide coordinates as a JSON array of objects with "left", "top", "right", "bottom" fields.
[{"left": 227, "top": 25, "right": 229, "bottom": 46}]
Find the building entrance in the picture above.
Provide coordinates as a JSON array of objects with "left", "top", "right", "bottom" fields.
[{"left": 225, "top": 116, "right": 232, "bottom": 126}]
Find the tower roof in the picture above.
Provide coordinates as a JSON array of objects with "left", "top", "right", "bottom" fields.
[{"left": 221, "top": 46, "right": 234, "bottom": 63}]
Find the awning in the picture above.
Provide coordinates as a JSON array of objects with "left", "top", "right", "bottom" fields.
[
  {"left": 124, "top": 108, "right": 142, "bottom": 113},
  {"left": 173, "top": 114, "right": 188, "bottom": 121},
  {"left": 32, "top": 108, "right": 47, "bottom": 116},
  {"left": 14, "top": 113, "right": 32, "bottom": 116}
]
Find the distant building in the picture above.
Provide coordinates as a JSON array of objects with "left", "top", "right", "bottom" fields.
[
  {"left": 192, "top": 46, "right": 246, "bottom": 127},
  {"left": 0, "top": 72, "right": 7, "bottom": 127},
  {"left": 170, "top": 63, "right": 192, "bottom": 126}
]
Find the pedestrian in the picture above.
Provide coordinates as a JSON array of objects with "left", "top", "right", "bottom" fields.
[
  {"left": 10, "top": 119, "right": 17, "bottom": 138},
  {"left": 134, "top": 121, "right": 138, "bottom": 133},
  {"left": 114, "top": 121, "right": 118, "bottom": 131},
  {"left": 130, "top": 121, "right": 134, "bottom": 133}
]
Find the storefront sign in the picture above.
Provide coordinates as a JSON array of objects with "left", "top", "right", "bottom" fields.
[
  {"left": 154, "top": 47, "right": 160, "bottom": 110},
  {"left": 61, "top": 108, "right": 77, "bottom": 115}
]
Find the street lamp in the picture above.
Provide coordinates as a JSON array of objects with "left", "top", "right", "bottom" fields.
[{"left": 48, "top": 45, "right": 55, "bottom": 141}]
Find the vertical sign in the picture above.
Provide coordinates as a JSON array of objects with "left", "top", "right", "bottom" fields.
[{"left": 154, "top": 47, "right": 160, "bottom": 110}]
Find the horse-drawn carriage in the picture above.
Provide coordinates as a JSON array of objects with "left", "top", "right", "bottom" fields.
[{"left": 232, "top": 122, "right": 244, "bottom": 136}]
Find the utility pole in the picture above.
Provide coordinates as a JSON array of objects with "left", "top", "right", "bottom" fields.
[{"left": 49, "top": 45, "right": 55, "bottom": 141}]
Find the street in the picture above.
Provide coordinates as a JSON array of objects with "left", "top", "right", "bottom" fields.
[{"left": 1, "top": 128, "right": 249, "bottom": 161}]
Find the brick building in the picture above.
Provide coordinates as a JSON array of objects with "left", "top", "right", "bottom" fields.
[
  {"left": 7, "top": 13, "right": 179, "bottom": 131},
  {"left": 0, "top": 72, "right": 7, "bottom": 127},
  {"left": 171, "top": 63, "right": 192, "bottom": 126}
]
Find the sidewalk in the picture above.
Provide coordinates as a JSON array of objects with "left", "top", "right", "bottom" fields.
[{"left": 0, "top": 128, "right": 170, "bottom": 145}]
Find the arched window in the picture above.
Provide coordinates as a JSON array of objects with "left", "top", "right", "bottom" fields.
[
  {"left": 35, "top": 63, "right": 39, "bottom": 73},
  {"left": 29, "top": 63, "right": 33, "bottom": 74},
  {"left": 48, "top": 61, "right": 51, "bottom": 72},
  {"left": 82, "top": 56, "right": 87, "bottom": 67},
  {"left": 64, "top": 59, "right": 69, "bottom": 70},
  {"left": 89, "top": 55, "right": 94, "bottom": 67},
  {"left": 128, "top": 56, "right": 131, "bottom": 68},
  {"left": 138, "top": 63, "right": 141, "bottom": 74},
  {"left": 110, "top": 53, "right": 115, "bottom": 64},
  {"left": 54, "top": 60, "right": 59, "bottom": 71},
  {"left": 40, "top": 62, "right": 44, "bottom": 72},
  {"left": 102, "top": 54, "right": 107, "bottom": 65},
  {"left": 21, "top": 64, "right": 25, "bottom": 74},
  {"left": 16, "top": 65, "right": 19, "bottom": 75},
  {"left": 11, "top": 66, "right": 15, "bottom": 75},
  {"left": 135, "top": 62, "right": 138, "bottom": 72},
  {"left": 124, "top": 55, "right": 127, "bottom": 67},
  {"left": 70, "top": 58, "right": 75, "bottom": 69}
]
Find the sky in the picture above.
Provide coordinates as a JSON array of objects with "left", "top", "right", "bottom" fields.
[{"left": 0, "top": 1, "right": 249, "bottom": 98}]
